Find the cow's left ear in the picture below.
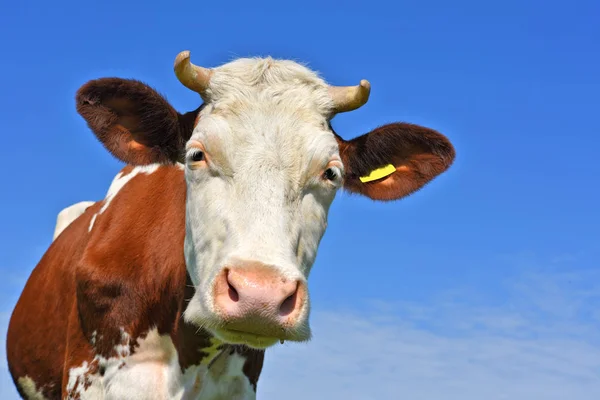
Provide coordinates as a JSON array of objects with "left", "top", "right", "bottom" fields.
[{"left": 336, "top": 123, "right": 456, "bottom": 201}]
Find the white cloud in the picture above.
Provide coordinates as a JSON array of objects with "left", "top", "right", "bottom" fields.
[
  {"left": 258, "top": 311, "right": 600, "bottom": 399},
  {"left": 258, "top": 263, "right": 600, "bottom": 400},
  {"left": 2, "top": 255, "right": 599, "bottom": 399}
]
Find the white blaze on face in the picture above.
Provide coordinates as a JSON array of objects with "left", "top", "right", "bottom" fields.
[{"left": 182, "top": 58, "right": 343, "bottom": 344}]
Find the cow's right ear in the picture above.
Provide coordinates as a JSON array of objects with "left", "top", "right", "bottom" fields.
[{"left": 76, "top": 78, "right": 201, "bottom": 165}]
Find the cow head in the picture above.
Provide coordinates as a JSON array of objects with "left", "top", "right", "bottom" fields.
[{"left": 76, "top": 51, "right": 455, "bottom": 349}]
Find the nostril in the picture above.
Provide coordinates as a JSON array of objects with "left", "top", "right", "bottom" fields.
[
  {"left": 224, "top": 269, "right": 239, "bottom": 302},
  {"left": 228, "top": 282, "right": 239, "bottom": 302},
  {"left": 278, "top": 283, "right": 299, "bottom": 317}
]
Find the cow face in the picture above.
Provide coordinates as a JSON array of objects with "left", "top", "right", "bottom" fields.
[{"left": 76, "top": 51, "right": 455, "bottom": 349}]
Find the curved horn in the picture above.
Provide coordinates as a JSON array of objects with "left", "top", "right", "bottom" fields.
[
  {"left": 174, "top": 50, "right": 212, "bottom": 97},
  {"left": 328, "top": 79, "right": 371, "bottom": 113}
]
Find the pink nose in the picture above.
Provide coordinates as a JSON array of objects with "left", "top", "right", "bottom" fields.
[{"left": 213, "top": 264, "right": 306, "bottom": 329}]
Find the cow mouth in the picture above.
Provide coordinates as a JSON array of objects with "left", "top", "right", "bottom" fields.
[
  {"left": 211, "top": 327, "right": 280, "bottom": 349},
  {"left": 211, "top": 324, "right": 311, "bottom": 349}
]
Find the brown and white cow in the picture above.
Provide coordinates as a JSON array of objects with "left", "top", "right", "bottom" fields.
[{"left": 6, "top": 51, "right": 456, "bottom": 399}]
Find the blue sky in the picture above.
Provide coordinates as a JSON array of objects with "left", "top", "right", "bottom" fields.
[{"left": 1, "top": 0, "right": 599, "bottom": 398}]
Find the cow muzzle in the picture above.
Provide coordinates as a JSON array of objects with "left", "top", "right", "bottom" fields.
[{"left": 211, "top": 262, "right": 309, "bottom": 346}]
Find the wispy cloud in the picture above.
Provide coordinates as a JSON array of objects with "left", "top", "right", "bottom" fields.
[
  {"left": 2, "top": 254, "right": 599, "bottom": 399},
  {"left": 259, "top": 257, "right": 600, "bottom": 400}
]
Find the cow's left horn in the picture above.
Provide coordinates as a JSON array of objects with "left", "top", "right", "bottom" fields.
[
  {"left": 174, "top": 50, "right": 212, "bottom": 97},
  {"left": 328, "top": 79, "right": 371, "bottom": 113}
]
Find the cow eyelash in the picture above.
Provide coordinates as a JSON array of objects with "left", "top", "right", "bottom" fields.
[
  {"left": 188, "top": 149, "right": 205, "bottom": 163},
  {"left": 323, "top": 168, "right": 338, "bottom": 181},
  {"left": 321, "top": 164, "right": 343, "bottom": 186}
]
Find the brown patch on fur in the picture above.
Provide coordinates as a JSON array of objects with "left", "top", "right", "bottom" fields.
[
  {"left": 76, "top": 78, "right": 201, "bottom": 166},
  {"left": 239, "top": 346, "right": 265, "bottom": 391},
  {"left": 333, "top": 122, "right": 455, "bottom": 201},
  {"left": 75, "top": 166, "right": 188, "bottom": 360},
  {"left": 173, "top": 273, "right": 215, "bottom": 371},
  {"left": 7, "top": 165, "right": 264, "bottom": 398},
  {"left": 6, "top": 200, "right": 102, "bottom": 400}
]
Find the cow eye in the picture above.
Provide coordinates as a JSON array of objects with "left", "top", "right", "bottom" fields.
[
  {"left": 190, "top": 150, "right": 205, "bottom": 163},
  {"left": 323, "top": 168, "right": 338, "bottom": 181}
]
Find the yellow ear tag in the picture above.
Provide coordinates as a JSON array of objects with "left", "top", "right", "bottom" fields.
[{"left": 359, "top": 164, "right": 396, "bottom": 183}]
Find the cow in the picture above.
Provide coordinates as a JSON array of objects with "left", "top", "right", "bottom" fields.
[{"left": 6, "top": 51, "right": 456, "bottom": 399}]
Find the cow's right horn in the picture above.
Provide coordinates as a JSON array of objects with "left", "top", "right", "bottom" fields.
[{"left": 174, "top": 50, "right": 212, "bottom": 98}]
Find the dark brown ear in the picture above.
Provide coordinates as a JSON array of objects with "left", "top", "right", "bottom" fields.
[
  {"left": 336, "top": 123, "right": 455, "bottom": 201},
  {"left": 76, "top": 78, "right": 201, "bottom": 165}
]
